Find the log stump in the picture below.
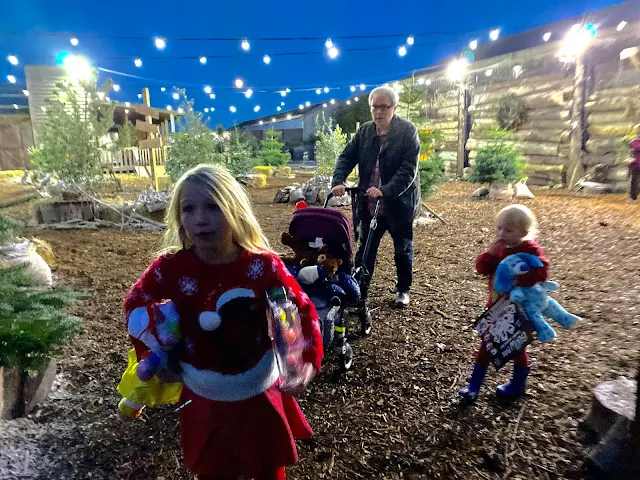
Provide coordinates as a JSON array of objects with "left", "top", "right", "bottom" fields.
[
  {"left": 0, "top": 359, "right": 57, "bottom": 419},
  {"left": 582, "top": 376, "right": 640, "bottom": 479}
]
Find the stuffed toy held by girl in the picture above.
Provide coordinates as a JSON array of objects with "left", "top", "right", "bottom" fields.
[{"left": 494, "top": 253, "right": 581, "bottom": 342}]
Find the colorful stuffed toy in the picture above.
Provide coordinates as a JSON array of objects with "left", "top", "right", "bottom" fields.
[
  {"left": 279, "top": 232, "right": 321, "bottom": 268},
  {"left": 494, "top": 253, "right": 581, "bottom": 342},
  {"left": 297, "top": 249, "right": 360, "bottom": 306}
]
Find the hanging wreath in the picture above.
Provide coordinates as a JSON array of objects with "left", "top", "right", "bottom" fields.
[{"left": 497, "top": 93, "right": 528, "bottom": 130}]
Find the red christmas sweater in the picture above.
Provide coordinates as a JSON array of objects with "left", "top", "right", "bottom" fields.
[
  {"left": 475, "top": 240, "right": 549, "bottom": 306},
  {"left": 124, "top": 248, "right": 323, "bottom": 477}
]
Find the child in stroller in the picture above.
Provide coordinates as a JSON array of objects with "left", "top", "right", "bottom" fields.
[{"left": 281, "top": 192, "right": 376, "bottom": 371}]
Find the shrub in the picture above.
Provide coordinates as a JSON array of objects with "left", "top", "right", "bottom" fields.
[
  {"left": 468, "top": 128, "right": 524, "bottom": 184},
  {"left": 418, "top": 130, "right": 445, "bottom": 198},
  {"left": 315, "top": 112, "right": 347, "bottom": 175},
  {"left": 257, "top": 130, "right": 290, "bottom": 167}
]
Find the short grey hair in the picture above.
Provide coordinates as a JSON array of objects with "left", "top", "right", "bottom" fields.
[{"left": 368, "top": 86, "right": 399, "bottom": 107}]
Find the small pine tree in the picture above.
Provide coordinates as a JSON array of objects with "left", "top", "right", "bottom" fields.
[
  {"left": 0, "top": 265, "right": 84, "bottom": 374},
  {"left": 0, "top": 214, "right": 22, "bottom": 245},
  {"left": 165, "top": 89, "right": 218, "bottom": 182},
  {"left": 418, "top": 130, "right": 445, "bottom": 199},
  {"left": 315, "top": 112, "right": 347, "bottom": 176},
  {"left": 29, "top": 71, "right": 117, "bottom": 184},
  {"left": 468, "top": 128, "right": 524, "bottom": 184},
  {"left": 116, "top": 121, "right": 138, "bottom": 149},
  {"left": 257, "top": 129, "right": 291, "bottom": 167},
  {"left": 396, "top": 75, "right": 429, "bottom": 128},
  {"left": 216, "top": 127, "right": 255, "bottom": 176}
]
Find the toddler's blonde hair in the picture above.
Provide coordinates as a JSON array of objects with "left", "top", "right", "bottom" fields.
[
  {"left": 163, "top": 164, "right": 271, "bottom": 254},
  {"left": 496, "top": 204, "right": 538, "bottom": 240}
]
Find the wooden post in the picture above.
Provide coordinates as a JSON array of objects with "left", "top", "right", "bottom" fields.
[
  {"left": 568, "top": 55, "right": 586, "bottom": 188},
  {"left": 142, "top": 88, "right": 159, "bottom": 191},
  {"left": 456, "top": 81, "right": 468, "bottom": 178}
]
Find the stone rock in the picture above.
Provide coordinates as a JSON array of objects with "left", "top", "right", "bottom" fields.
[{"left": 471, "top": 186, "right": 490, "bottom": 198}]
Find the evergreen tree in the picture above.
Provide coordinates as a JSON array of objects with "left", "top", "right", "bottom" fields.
[
  {"left": 0, "top": 265, "right": 84, "bottom": 374},
  {"left": 396, "top": 75, "right": 429, "bottom": 127},
  {"left": 335, "top": 98, "right": 371, "bottom": 133},
  {"left": 165, "top": 89, "right": 218, "bottom": 182},
  {"left": 29, "top": 71, "right": 117, "bottom": 184},
  {"left": 315, "top": 112, "right": 347, "bottom": 176},
  {"left": 0, "top": 214, "right": 22, "bottom": 245},
  {"left": 257, "top": 129, "right": 291, "bottom": 167},
  {"left": 468, "top": 128, "right": 524, "bottom": 184}
]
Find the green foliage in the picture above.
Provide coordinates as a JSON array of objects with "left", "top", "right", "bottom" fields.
[
  {"left": 257, "top": 129, "right": 291, "bottom": 167},
  {"left": 497, "top": 93, "right": 528, "bottom": 130},
  {"left": 468, "top": 128, "right": 524, "bottom": 184},
  {"left": 0, "top": 214, "right": 23, "bottom": 245},
  {"left": 215, "top": 127, "right": 255, "bottom": 176},
  {"left": 314, "top": 112, "right": 347, "bottom": 175},
  {"left": 397, "top": 76, "right": 429, "bottom": 127},
  {"left": 335, "top": 98, "right": 371, "bottom": 133},
  {"left": 418, "top": 130, "right": 445, "bottom": 199},
  {"left": 165, "top": 89, "right": 218, "bottom": 182},
  {"left": 116, "top": 121, "right": 138, "bottom": 149},
  {"left": 618, "top": 125, "right": 638, "bottom": 164},
  {"left": 28, "top": 71, "right": 117, "bottom": 184},
  {"left": 0, "top": 265, "right": 84, "bottom": 373}
]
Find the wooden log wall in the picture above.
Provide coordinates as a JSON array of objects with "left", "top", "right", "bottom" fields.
[
  {"left": 467, "top": 58, "right": 575, "bottom": 186},
  {"left": 584, "top": 54, "right": 640, "bottom": 190}
]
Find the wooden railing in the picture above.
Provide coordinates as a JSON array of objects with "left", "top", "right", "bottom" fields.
[{"left": 102, "top": 145, "right": 168, "bottom": 173}]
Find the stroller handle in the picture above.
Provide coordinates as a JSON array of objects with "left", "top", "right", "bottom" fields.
[{"left": 323, "top": 187, "right": 368, "bottom": 208}]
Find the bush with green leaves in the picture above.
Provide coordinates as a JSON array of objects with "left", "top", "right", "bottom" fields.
[
  {"left": 0, "top": 265, "right": 84, "bottom": 374},
  {"left": 165, "top": 89, "right": 219, "bottom": 182},
  {"left": 336, "top": 98, "right": 372, "bottom": 133},
  {"left": 315, "top": 112, "right": 347, "bottom": 175},
  {"left": 215, "top": 127, "right": 255, "bottom": 176},
  {"left": 418, "top": 130, "right": 445, "bottom": 199},
  {"left": 257, "top": 129, "right": 291, "bottom": 167},
  {"left": 468, "top": 128, "right": 524, "bottom": 184},
  {"left": 29, "top": 71, "right": 117, "bottom": 184}
]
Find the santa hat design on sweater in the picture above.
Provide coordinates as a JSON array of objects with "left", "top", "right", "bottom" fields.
[{"left": 199, "top": 288, "right": 257, "bottom": 331}]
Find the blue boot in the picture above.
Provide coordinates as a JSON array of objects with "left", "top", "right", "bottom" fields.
[
  {"left": 496, "top": 365, "right": 530, "bottom": 399},
  {"left": 459, "top": 363, "right": 488, "bottom": 401}
]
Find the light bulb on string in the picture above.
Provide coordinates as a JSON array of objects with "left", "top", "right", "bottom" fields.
[
  {"left": 209, "top": 93, "right": 215, "bottom": 99},
  {"left": 166, "top": 105, "right": 172, "bottom": 111},
  {"left": 407, "top": 35, "right": 415, "bottom": 45},
  {"left": 113, "top": 84, "right": 120, "bottom": 92},
  {"left": 490, "top": 29, "right": 500, "bottom": 41},
  {"left": 172, "top": 92, "right": 180, "bottom": 100},
  {"left": 316, "top": 88, "right": 322, "bottom": 94},
  {"left": 210, "top": 107, "right": 215, "bottom": 112},
  {"left": 244, "top": 88, "right": 253, "bottom": 98},
  {"left": 177, "top": 107, "right": 184, "bottom": 114},
  {"left": 350, "top": 86, "right": 356, "bottom": 92},
  {"left": 346, "top": 100, "right": 351, "bottom": 105},
  {"left": 138, "top": 93, "right": 142, "bottom": 99},
  {"left": 277, "top": 106, "right": 281, "bottom": 111},
  {"left": 70, "top": 37, "right": 79, "bottom": 46},
  {"left": 204, "top": 86, "right": 212, "bottom": 94},
  {"left": 263, "top": 55, "right": 271, "bottom": 64},
  {"left": 305, "top": 101, "right": 310, "bottom": 107},
  {"left": 7, "top": 75, "right": 16, "bottom": 84},
  {"left": 254, "top": 105, "right": 260, "bottom": 112},
  {"left": 299, "top": 104, "right": 304, "bottom": 110},
  {"left": 272, "top": 118, "right": 276, "bottom": 123},
  {"left": 323, "top": 87, "right": 329, "bottom": 93},
  {"left": 543, "top": 32, "right": 552, "bottom": 41},
  {"left": 259, "top": 120, "right": 263, "bottom": 125},
  {"left": 398, "top": 45, "right": 407, "bottom": 57},
  {"left": 134, "top": 58, "right": 142, "bottom": 67},
  {"left": 229, "top": 106, "right": 237, "bottom": 113},
  {"left": 328, "top": 47, "right": 339, "bottom": 59},
  {"left": 161, "top": 87, "right": 166, "bottom": 92},
  {"left": 325, "top": 38, "right": 333, "bottom": 49},
  {"left": 354, "top": 97, "right": 359, "bottom": 101},
  {"left": 286, "top": 88, "right": 291, "bottom": 93},
  {"left": 469, "top": 39, "right": 478, "bottom": 50},
  {"left": 234, "top": 78, "right": 244, "bottom": 89},
  {"left": 23, "top": 90, "right": 29, "bottom": 96},
  {"left": 330, "top": 99, "right": 335, "bottom": 104},
  {"left": 154, "top": 38, "right": 166, "bottom": 50},
  {"left": 13, "top": 104, "right": 18, "bottom": 109},
  {"left": 287, "top": 114, "right": 292, "bottom": 119},
  {"left": 485, "top": 69, "right": 493, "bottom": 77},
  {"left": 360, "top": 84, "right": 365, "bottom": 90},
  {"left": 280, "top": 90, "right": 287, "bottom": 97},
  {"left": 7, "top": 55, "right": 18, "bottom": 66},
  {"left": 204, "top": 108, "right": 209, "bottom": 113},
  {"left": 241, "top": 39, "right": 250, "bottom": 51},
  {"left": 323, "top": 103, "right": 327, "bottom": 108},
  {"left": 280, "top": 101, "right": 285, "bottom": 106},
  {"left": 200, "top": 57, "right": 207, "bottom": 64},
  {"left": 125, "top": 102, "right": 130, "bottom": 107},
  {"left": 124, "top": 109, "right": 129, "bottom": 114},
  {"left": 617, "top": 21, "right": 627, "bottom": 31}
]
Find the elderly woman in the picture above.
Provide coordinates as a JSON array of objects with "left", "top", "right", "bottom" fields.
[{"left": 331, "top": 86, "right": 420, "bottom": 308}]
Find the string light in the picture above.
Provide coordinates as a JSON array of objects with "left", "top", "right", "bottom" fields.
[
  {"left": 124, "top": 108, "right": 129, "bottom": 114},
  {"left": 204, "top": 86, "right": 212, "bottom": 94},
  {"left": 166, "top": 105, "right": 172, "bottom": 111},
  {"left": 134, "top": 58, "right": 142, "bottom": 67},
  {"left": 172, "top": 92, "right": 179, "bottom": 100},
  {"left": 154, "top": 38, "right": 167, "bottom": 50},
  {"left": 13, "top": 104, "right": 18, "bottom": 109},
  {"left": 244, "top": 88, "right": 253, "bottom": 98},
  {"left": 490, "top": 29, "right": 500, "bottom": 41},
  {"left": 209, "top": 93, "right": 215, "bottom": 99},
  {"left": 161, "top": 87, "right": 166, "bottom": 92},
  {"left": 229, "top": 106, "right": 237, "bottom": 113},
  {"left": 138, "top": 93, "right": 142, "bottom": 98},
  {"left": 125, "top": 102, "right": 130, "bottom": 107},
  {"left": 316, "top": 88, "right": 322, "bottom": 94},
  {"left": 350, "top": 86, "right": 356, "bottom": 92},
  {"left": 543, "top": 32, "right": 552, "bottom": 42},
  {"left": 200, "top": 56, "right": 207, "bottom": 64},
  {"left": 7, "top": 55, "right": 18, "bottom": 65},
  {"left": 407, "top": 35, "right": 415, "bottom": 46},
  {"left": 113, "top": 84, "right": 120, "bottom": 92},
  {"left": 513, "top": 65, "right": 523, "bottom": 78},
  {"left": 234, "top": 78, "right": 244, "bottom": 88},
  {"left": 241, "top": 39, "right": 250, "bottom": 51},
  {"left": 106, "top": 96, "right": 111, "bottom": 102},
  {"left": 70, "top": 37, "right": 79, "bottom": 46},
  {"left": 617, "top": 21, "right": 627, "bottom": 31},
  {"left": 469, "top": 39, "right": 478, "bottom": 50},
  {"left": 325, "top": 38, "right": 333, "bottom": 49},
  {"left": 254, "top": 105, "right": 260, "bottom": 112},
  {"left": 204, "top": 108, "right": 209, "bottom": 113},
  {"left": 298, "top": 104, "right": 304, "bottom": 110},
  {"left": 286, "top": 114, "right": 292, "bottom": 119},
  {"left": 323, "top": 103, "right": 327, "bottom": 108},
  {"left": 323, "top": 87, "right": 329, "bottom": 93},
  {"left": 360, "top": 84, "right": 365, "bottom": 90},
  {"left": 22, "top": 90, "right": 29, "bottom": 96},
  {"left": 272, "top": 118, "right": 276, "bottom": 123},
  {"left": 305, "top": 101, "right": 310, "bottom": 107},
  {"left": 485, "top": 69, "right": 493, "bottom": 76},
  {"left": 210, "top": 107, "right": 215, "bottom": 112},
  {"left": 447, "top": 58, "right": 469, "bottom": 81},
  {"left": 398, "top": 45, "right": 407, "bottom": 57},
  {"left": 263, "top": 55, "right": 271, "bottom": 64},
  {"left": 328, "top": 47, "right": 339, "bottom": 59},
  {"left": 346, "top": 100, "right": 351, "bottom": 105},
  {"left": 330, "top": 99, "right": 335, "bottom": 104},
  {"left": 354, "top": 96, "right": 359, "bottom": 101},
  {"left": 177, "top": 107, "right": 184, "bottom": 113},
  {"left": 280, "top": 90, "right": 287, "bottom": 97},
  {"left": 259, "top": 120, "right": 263, "bottom": 125},
  {"left": 277, "top": 106, "right": 281, "bottom": 111}
]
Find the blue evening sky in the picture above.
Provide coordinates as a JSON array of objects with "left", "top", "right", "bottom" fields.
[{"left": 0, "top": 0, "right": 621, "bottom": 127}]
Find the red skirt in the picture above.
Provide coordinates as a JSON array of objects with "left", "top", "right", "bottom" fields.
[{"left": 179, "top": 385, "right": 313, "bottom": 477}]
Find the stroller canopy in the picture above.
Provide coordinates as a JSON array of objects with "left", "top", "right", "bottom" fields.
[{"left": 289, "top": 207, "right": 354, "bottom": 267}]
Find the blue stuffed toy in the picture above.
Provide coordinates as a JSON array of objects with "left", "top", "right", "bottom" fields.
[{"left": 494, "top": 253, "right": 581, "bottom": 342}]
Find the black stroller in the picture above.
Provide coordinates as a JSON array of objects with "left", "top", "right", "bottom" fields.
[{"left": 287, "top": 187, "right": 380, "bottom": 371}]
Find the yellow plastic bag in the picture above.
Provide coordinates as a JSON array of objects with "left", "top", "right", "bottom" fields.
[{"left": 116, "top": 349, "right": 183, "bottom": 407}]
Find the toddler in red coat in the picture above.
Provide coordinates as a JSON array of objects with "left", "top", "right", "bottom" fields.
[
  {"left": 122, "top": 164, "right": 323, "bottom": 480},
  {"left": 459, "top": 204, "right": 548, "bottom": 401}
]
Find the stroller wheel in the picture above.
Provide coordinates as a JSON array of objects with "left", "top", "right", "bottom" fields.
[
  {"left": 340, "top": 343, "right": 353, "bottom": 371},
  {"left": 359, "top": 308, "right": 372, "bottom": 336}
]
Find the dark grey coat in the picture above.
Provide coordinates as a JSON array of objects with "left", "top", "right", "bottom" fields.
[{"left": 331, "top": 115, "right": 421, "bottom": 228}]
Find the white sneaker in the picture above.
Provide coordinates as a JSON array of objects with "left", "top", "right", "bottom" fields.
[{"left": 394, "top": 292, "right": 410, "bottom": 307}]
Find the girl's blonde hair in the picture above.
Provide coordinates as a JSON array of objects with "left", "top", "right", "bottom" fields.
[
  {"left": 163, "top": 164, "right": 271, "bottom": 254},
  {"left": 496, "top": 204, "right": 538, "bottom": 240}
]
